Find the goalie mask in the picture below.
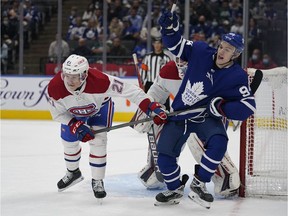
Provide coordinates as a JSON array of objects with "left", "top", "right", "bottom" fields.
[
  {"left": 174, "top": 56, "right": 188, "bottom": 79},
  {"left": 62, "top": 54, "right": 89, "bottom": 92}
]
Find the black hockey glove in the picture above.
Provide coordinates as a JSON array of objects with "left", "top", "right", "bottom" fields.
[
  {"left": 208, "top": 97, "right": 226, "bottom": 118},
  {"left": 158, "top": 10, "right": 179, "bottom": 35},
  {"left": 69, "top": 118, "right": 95, "bottom": 142}
]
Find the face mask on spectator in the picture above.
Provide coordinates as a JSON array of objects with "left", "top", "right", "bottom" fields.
[
  {"left": 252, "top": 54, "right": 259, "bottom": 61},
  {"left": 263, "top": 58, "right": 269, "bottom": 65}
]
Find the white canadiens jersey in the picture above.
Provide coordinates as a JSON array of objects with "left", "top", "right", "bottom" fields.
[
  {"left": 147, "top": 61, "right": 182, "bottom": 105},
  {"left": 47, "top": 68, "right": 150, "bottom": 125}
]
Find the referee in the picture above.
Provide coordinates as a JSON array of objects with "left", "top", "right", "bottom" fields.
[{"left": 140, "top": 37, "right": 171, "bottom": 110}]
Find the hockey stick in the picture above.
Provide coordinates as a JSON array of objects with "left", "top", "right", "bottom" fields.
[
  {"left": 132, "top": 53, "right": 144, "bottom": 90},
  {"left": 132, "top": 54, "right": 164, "bottom": 182},
  {"left": 92, "top": 107, "right": 199, "bottom": 134},
  {"left": 171, "top": 0, "right": 177, "bottom": 13},
  {"left": 250, "top": 69, "right": 263, "bottom": 94}
]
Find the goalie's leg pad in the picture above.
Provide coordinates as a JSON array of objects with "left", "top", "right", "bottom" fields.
[
  {"left": 212, "top": 164, "right": 240, "bottom": 197},
  {"left": 138, "top": 164, "right": 165, "bottom": 189},
  {"left": 187, "top": 133, "right": 240, "bottom": 197}
]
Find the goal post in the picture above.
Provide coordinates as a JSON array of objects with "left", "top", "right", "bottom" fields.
[{"left": 239, "top": 67, "right": 288, "bottom": 198}]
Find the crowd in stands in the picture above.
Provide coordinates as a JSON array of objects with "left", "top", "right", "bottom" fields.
[
  {"left": 1, "top": 0, "right": 285, "bottom": 74},
  {"left": 54, "top": 0, "right": 283, "bottom": 68},
  {"left": 1, "top": 0, "right": 56, "bottom": 73}
]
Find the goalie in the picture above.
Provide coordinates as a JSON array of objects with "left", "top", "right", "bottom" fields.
[{"left": 134, "top": 57, "right": 240, "bottom": 198}]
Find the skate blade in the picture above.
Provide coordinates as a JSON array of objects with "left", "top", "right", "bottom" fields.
[
  {"left": 58, "top": 176, "right": 84, "bottom": 192},
  {"left": 188, "top": 192, "right": 211, "bottom": 209},
  {"left": 154, "top": 199, "right": 180, "bottom": 206}
]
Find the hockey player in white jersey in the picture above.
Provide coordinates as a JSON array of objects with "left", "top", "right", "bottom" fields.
[
  {"left": 135, "top": 57, "right": 240, "bottom": 197},
  {"left": 47, "top": 54, "right": 168, "bottom": 200},
  {"left": 151, "top": 10, "right": 256, "bottom": 208}
]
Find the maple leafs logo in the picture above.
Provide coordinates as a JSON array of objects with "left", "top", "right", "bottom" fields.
[{"left": 182, "top": 81, "right": 207, "bottom": 106}]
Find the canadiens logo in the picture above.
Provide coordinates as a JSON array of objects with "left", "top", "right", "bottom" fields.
[
  {"left": 182, "top": 80, "right": 207, "bottom": 106},
  {"left": 68, "top": 103, "right": 98, "bottom": 116}
]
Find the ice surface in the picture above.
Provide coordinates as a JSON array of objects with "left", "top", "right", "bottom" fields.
[{"left": 1, "top": 120, "right": 287, "bottom": 216}]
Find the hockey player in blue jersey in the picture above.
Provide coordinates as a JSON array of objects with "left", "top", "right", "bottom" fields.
[{"left": 154, "top": 11, "right": 256, "bottom": 208}]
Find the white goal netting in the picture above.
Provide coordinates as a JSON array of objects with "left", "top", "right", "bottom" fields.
[{"left": 239, "top": 67, "right": 288, "bottom": 197}]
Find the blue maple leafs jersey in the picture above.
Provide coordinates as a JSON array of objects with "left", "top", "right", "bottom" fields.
[{"left": 162, "top": 33, "right": 256, "bottom": 121}]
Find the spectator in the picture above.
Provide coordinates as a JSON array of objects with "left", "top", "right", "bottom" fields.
[
  {"left": 209, "top": 19, "right": 227, "bottom": 38},
  {"left": 108, "top": 17, "right": 124, "bottom": 40},
  {"left": 191, "top": 32, "right": 206, "bottom": 42},
  {"left": 250, "top": 0, "right": 266, "bottom": 20},
  {"left": 142, "top": 4, "right": 161, "bottom": 29},
  {"left": 261, "top": 54, "right": 278, "bottom": 69},
  {"left": 131, "top": 0, "right": 146, "bottom": 19},
  {"left": 48, "top": 34, "right": 70, "bottom": 63},
  {"left": 82, "top": 18, "right": 98, "bottom": 41},
  {"left": 193, "top": 0, "right": 212, "bottom": 21},
  {"left": 1, "top": 40, "right": 8, "bottom": 74},
  {"left": 264, "top": 3, "right": 277, "bottom": 21},
  {"left": 67, "top": 16, "right": 86, "bottom": 41},
  {"left": 72, "top": 38, "right": 94, "bottom": 61},
  {"left": 230, "top": 15, "right": 244, "bottom": 35},
  {"left": 23, "top": 0, "right": 41, "bottom": 39},
  {"left": 68, "top": 6, "right": 79, "bottom": 26},
  {"left": 82, "top": 3, "right": 96, "bottom": 26},
  {"left": 108, "top": 0, "right": 128, "bottom": 20},
  {"left": 248, "top": 18, "right": 261, "bottom": 55},
  {"left": 190, "top": 15, "right": 211, "bottom": 39},
  {"left": 208, "top": 34, "right": 221, "bottom": 49},
  {"left": 247, "top": 48, "right": 263, "bottom": 69},
  {"left": 124, "top": 7, "right": 143, "bottom": 32},
  {"left": 218, "top": 0, "right": 230, "bottom": 23},
  {"left": 229, "top": 0, "right": 243, "bottom": 23},
  {"left": 121, "top": 17, "right": 139, "bottom": 41},
  {"left": 108, "top": 37, "right": 128, "bottom": 63},
  {"left": 133, "top": 29, "right": 148, "bottom": 60}
]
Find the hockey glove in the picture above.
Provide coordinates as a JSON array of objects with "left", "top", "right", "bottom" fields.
[
  {"left": 158, "top": 10, "right": 179, "bottom": 35},
  {"left": 208, "top": 97, "right": 226, "bottom": 118},
  {"left": 69, "top": 118, "right": 95, "bottom": 142},
  {"left": 148, "top": 102, "right": 168, "bottom": 125}
]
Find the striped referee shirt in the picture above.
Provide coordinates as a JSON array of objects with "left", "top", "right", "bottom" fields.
[{"left": 140, "top": 51, "right": 171, "bottom": 84}]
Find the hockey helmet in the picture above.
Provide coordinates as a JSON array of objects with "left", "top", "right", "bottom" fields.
[
  {"left": 62, "top": 54, "right": 89, "bottom": 83},
  {"left": 221, "top": 33, "right": 244, "bottom": 54}
]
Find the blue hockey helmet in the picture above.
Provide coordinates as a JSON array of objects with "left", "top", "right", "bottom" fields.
[{"left": 221, "top": 33, "right": 244, "bottom": 54}]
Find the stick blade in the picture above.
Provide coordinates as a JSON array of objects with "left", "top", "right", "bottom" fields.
[{"left": 250, "top": 69, "right": 263, "bottom": 94}]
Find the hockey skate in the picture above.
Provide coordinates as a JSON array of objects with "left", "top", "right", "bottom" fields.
[
  {"left": 57, "top": 168, "right": 84, "bottom": 192},
  {"left": 92, "top": 179, "right": 107, "bottom": 202},
  {"left": 154, "top": 174, "right": 189, "bottom": 206},
  {"left": 188, "top": 176, "right": 214, "bottom": 209}
]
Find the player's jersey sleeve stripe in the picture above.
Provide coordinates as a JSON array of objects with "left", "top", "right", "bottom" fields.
[
  {"left": 168, "top": 36, "right": 183, "bottom": 51},
  {"left": 240, "top": 97, "right": 256, "bottom": 113}
]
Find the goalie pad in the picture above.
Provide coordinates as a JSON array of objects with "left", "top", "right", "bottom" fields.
[
  {"left": 138, "top": 164, "right": 165, "bottom": 189},
  {"left": 187, "top": 133, "right": 240, "bottom": 197}
]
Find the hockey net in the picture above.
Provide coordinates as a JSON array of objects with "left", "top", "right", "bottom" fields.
[{"left": 239, "top": 67, "right": 288, "bottom": 197}]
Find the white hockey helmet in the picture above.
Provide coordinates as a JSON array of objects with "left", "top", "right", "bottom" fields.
[
  {"left": 174, "top": 56, "right": 188, "bottom": 79},
  {"left": 62, "top": 54, "right": 89, "bottom": 83}
]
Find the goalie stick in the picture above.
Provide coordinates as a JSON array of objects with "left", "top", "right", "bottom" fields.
[{"left": 132, "top": 54, "right": 164, "bottom": 183}]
